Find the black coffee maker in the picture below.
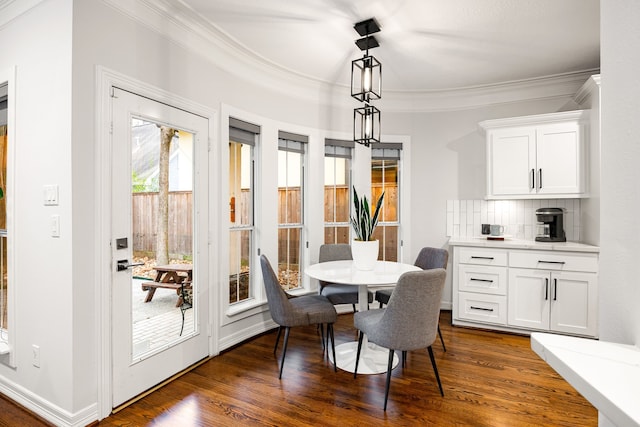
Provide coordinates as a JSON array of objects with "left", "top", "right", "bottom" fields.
[{"left": 535, "top": 208, "right": 566, "bottom": 242}]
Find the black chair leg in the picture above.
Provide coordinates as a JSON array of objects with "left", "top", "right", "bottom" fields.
[
  {"left": 320, "top": 323, "right": 326, "bottom": 350},
  {"left": 402, "top": 350, "right": 407, "bottom": 368},
  {"left": 352, "top": 303, "right": 356, "bottom": 313},
  {"left": 274, "top": 326, "right": 282, "bottom": 355},
  {"left": 354, "top": 331, "right": 364, "bottom": 378},
  {"left": 329, "top": 323, "right": 337, "bottom": 372},
  {"left": 383, "top": 349, "right": 395, "bottom": 411},
  {"left": 278, "top": 327, "right": 291, "bottom": 379},
  {"left": 427, "top": 346, "right": 444, "bottom": 396},
  {"left": 438, "top": 324, "right": 446, "bottom": 352}
]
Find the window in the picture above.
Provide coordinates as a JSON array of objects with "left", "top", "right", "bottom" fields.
[
  {"left": 0, "top": 83, "right": 8, "bottom": 351},
  {"left": 278, "top": 131, "right": 307, "bottom": 291},
  {"left": 324, "top": 139, "right": 353, "bottom": 244},
  {"left": 371, "top": 143, "right": 402, "bottom": 262},
  {"left": 228, "top": 118, "right": 259, "bottom": 304}
]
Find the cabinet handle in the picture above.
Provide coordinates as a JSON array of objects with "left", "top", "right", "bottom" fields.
[
  {"left": 553, "top": 278, "right": 558, "bottom": 301},
  {"left": 531, "top": 169, "right": 535, "bottom": 189},
  {"left": 538, "top": 260, "right": 566, "bottom": 265},
  {"left": 470, "top": 278, "right": 493, "bottom": 283},
  {"left": 470, "top": 306, "right": 494, "bottom": 312},
  {"left": 539, "top": 168, "right": 543, "bottom": 189},
  {"left": 545, "top": 278, "right": 549, "bottom": 300},
  {"left": 470, "top": 256, "right": 494, "bottom": 260}
]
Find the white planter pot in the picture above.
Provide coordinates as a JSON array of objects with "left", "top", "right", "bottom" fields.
[{"left": 351, "top": 240, "right": 379, "bottom": 270}]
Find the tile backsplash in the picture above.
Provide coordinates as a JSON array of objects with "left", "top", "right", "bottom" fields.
[{"left": 446, "top": 199, "right": 581, "bottom": 241}]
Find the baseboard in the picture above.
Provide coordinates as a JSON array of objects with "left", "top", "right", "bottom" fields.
[
  {"left": 0, "top": 375, "right": 97, "bottom": 426},
  {"left": 218, "top": 319, "right": 278, "bottom": 352}
]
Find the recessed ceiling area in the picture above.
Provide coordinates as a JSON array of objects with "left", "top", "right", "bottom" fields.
[{"left": 180, "top": 0, "right": 600, "bottom": 93}]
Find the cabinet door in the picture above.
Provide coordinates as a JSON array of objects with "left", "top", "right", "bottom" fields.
[
  {"left": 536, "top": 122, "right": 583, "bottom": 195},
  {"left": 508, "top": 268, "right": 550, "bottom": 330},
  {"left": 550, "top": 271, "right": 597, "bottom": 336},
  {"left": 487, "top": 127, "right": 536, "bottom": 196}
]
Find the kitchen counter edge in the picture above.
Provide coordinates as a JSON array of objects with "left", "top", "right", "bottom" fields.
[{"left": 447, "top": 237, "right": 599, "bottom": 253}]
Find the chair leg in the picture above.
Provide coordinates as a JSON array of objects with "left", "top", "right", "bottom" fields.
[
  {"left": 320, "top": 324, "right": 325, "bottom": 350},
  {"left": 427, "top": 346, "right": 444, "bottom": 396},
  {"left": 354, "top": 331, "right": 364, "bottom": 378},
  {"left": 329, "top": 323, "right": 337, "bottom": 372},
  {"left": 278, "top": 327, "right": 291, "bottom": 379},
  {"left": 402, "top": 350, "right": 407, "bottom": 368},
  {"left": 383, "top": 349, "right": 395, "bottom": 411},
  {"left": 179, "top": 308, "right": 186, "bottom": 336},
  {"left": 379, "top": 301, "right": 383, "bottom": 308},
  {"left": 274, "top": 326, "right": 282, "bottom": 355},
  {"left": 352, "top": 303, "right": 356, "bottom": 313},
  {"left": 438, "top": 323, "right": 446, "bottom": 352}
]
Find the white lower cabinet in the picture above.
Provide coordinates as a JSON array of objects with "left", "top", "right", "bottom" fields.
[
  {"left": 508, "top": 269, "right": 597, "bottom": 336},
  {"left": 452, "top": 244, "right": 598, "bottom": 338}
]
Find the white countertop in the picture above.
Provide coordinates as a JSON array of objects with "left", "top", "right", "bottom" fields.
[
  {"left": 531, "top": 333, "right": 640, "bottom": 427},
  {"left": 448, "top": 237, "right": 599, "bottom": 253}
]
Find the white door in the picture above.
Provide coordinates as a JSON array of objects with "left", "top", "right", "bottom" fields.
[
  {"left": 550, "top": 271, "right": 597, "bottom": 336},
  {"left": 507, "top": 268, "right": 550, "bottom": 330},
  {"left": 111, "top": 87, "right": 209, "bottom": 407},
  {"left": 536, "top": 122, "right": 583, "bottom": 195},
  {"left": 488, "top": 127, "right": 536, "bottom": 196}
]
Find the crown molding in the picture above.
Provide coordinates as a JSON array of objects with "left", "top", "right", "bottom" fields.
[
  {"left": 0, "top": 0, "right": 46, "bottom": 29},
  {"left": 574, "top": 74, "right": 601, "bottom": 106},
  {"left": 105, "top": 0, "right": 598, "bottom": 113}
]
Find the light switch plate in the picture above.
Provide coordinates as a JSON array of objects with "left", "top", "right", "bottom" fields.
[
  {"left": 51, "top": 214, "right": 60, "bottom": 237},
  {"left": 44, "top": 185, "right": 59, "bottom": 206}
]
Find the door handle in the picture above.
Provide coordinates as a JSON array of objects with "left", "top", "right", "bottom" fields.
[
  {"left": 545, "top": 278, "right": 549, "bottom": 300},
  {"left": 117, "top": 259, "right": 144, "bottom": 271}
]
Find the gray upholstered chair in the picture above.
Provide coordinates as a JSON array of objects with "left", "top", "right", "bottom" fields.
[
  {"left": 374, "top": 247, "right": 449, "bottom": 350},
  {"left": 260, "top": 255, "right": 337, "bottom": 379},
  {"left": 319, "top": 244, "right": 373, "bottom": 312},
  {"left": 354, "top": 268, "right": 446, "bottom": 410}
]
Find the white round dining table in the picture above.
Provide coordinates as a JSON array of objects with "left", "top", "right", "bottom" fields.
[{"left": 305, "top": 260, "right": 420, "bottom": 374}]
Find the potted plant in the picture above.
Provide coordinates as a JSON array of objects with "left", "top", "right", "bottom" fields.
[{"left": 350, "top": 187, "right": 384, "bottom": 270}]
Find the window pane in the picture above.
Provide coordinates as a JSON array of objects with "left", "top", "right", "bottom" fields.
[
  {"left": 229, "top": 136, "right": 254, "bottom": 304},
  {"left": 278, "top": 139, "right": 305, "bottom": 290},
  {"left": 278, "top": 227, "right": 301, "bottom": 290},
  {"left": 324, "top": 152, "right": 350, "bottom": 245},
  {"left": 229, "top": 229, "right": 251, "bottom": 304},
  {"left": 324, "top": 226, "right": 350, "bottom": 245},
  {"left": 372, "top": 159, "right": 398, "bottom": 222}
]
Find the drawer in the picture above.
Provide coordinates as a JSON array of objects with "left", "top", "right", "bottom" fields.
[
  {"left": 457, "top": 292, "right": 507, "bottom": 325},
  {"left": 509, "top": 250, "right": 598, "bottom": 272},
  {"left": 457, "top": 247, "right": 508, "bottom": 266},
  {"left": 458, "top": 265, "right": 507, "bottom": 295}
]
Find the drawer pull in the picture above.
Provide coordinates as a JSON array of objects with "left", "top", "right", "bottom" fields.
[
  {"left": 470, "top": 278, "right": 493, "bottom": 283},
  {"left": 553, "top": 278, "right": 558, "bottom": 301},
  {"left": 538, "top": 260, "right": 566, "bottom": 265},
  {"left": 470, "top": 306, "right": 494, "bottom": 312},
  {"left": 471, "top": 256, "right": 494, "bottom": 260}
]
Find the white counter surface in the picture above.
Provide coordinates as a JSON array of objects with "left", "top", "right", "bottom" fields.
[
  {"left": 531, "top": 333, "right": 640, "bottom": 427},
  {"left": 448, "top": 237, "right": 599, "bottom": 253}
]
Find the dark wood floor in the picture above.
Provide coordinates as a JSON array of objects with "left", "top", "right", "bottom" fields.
[{"left": 0, "top": 312, "right": 596, "bottom": 426}]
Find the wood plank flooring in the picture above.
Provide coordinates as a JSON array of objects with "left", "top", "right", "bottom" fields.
[{"left": 0, "top": 312, "right": 597, "bottom": 426}]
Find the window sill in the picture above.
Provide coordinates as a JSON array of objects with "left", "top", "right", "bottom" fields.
[{"left": 225, "top": 298, "right": 268, "bottom": 320}]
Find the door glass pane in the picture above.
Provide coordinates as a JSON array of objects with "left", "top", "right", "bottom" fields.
[{"left": 130, "top": 118, "right": 195, "bottom": 359}]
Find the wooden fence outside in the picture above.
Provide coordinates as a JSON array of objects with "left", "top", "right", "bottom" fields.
[{"left": 132, "top": 186, "right": 397, "bottom": 259}]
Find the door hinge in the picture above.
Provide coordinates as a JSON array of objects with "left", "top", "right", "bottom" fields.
[
  {"left": 110, "top": 86, "right": 116, "bottom": 98},
  {"left": 109, "top": 121, "right": 113, "bottom": 135}
]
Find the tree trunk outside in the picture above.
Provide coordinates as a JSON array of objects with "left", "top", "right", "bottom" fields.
[{"left": 156, "top": 126, "right": 176, "bottom": 266}]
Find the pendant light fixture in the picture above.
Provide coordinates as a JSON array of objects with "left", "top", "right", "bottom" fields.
[{"left": 351, "top": 18, "right": 381, "bottom": 146}]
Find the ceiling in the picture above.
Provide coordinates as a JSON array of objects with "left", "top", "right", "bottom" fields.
[{"left": 179, "top": 0, "right": 600, "bottom": 93}]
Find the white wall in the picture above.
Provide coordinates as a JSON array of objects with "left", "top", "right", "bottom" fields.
[
  {"left": 599, "top": 0, "right": 640, "bottom": 345},
  {"left": 0, "top": 0, "right": 79, "bottom": 419}
]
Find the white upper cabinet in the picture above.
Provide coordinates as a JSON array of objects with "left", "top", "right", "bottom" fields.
[{"left": 480, "top": 110, "right": 589, "bottom": 199}]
